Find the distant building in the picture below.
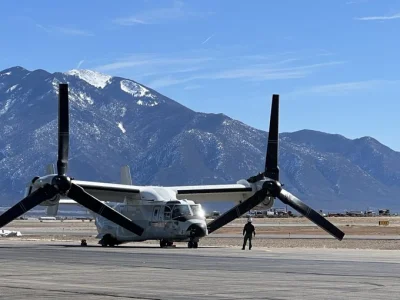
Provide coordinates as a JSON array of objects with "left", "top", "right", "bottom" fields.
[{"left": 379, "top": 209, "right": 390, "bottom": 216}]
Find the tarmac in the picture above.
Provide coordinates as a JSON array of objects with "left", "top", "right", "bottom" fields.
[{"left": 1, "top": 240, "right": 400, "bottom": 299}]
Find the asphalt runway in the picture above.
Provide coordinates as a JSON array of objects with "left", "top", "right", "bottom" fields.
[
  {"left": 6, "top": 225, "right": 400, "bottom": 240},
  {"left": 212, "top": 234, "right": 400, "bottom": 240},
  {"left": 1, "top": 241, "right": 400, "bottom": 299}
]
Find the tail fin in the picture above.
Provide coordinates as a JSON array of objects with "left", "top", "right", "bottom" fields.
[
  {"left": 121, "top": 165, "right": 133, "bottom": 185},
  {"left": 45, "top": 164, "right": 59, "bottom": 216},
  {"left": 45, "top": 163, "right": 55, "bottom": 174},
  {"left": 264, "top": 94, "right": 279, "bottom": 181}
]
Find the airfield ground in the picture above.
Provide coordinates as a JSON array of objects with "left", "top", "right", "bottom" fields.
[
  {"left": 2, "top": 217, "right": 400, "bottom": 299},
  {"left": 1, "top": 240, "right": 400, "bottom": 299},
  {"left": 2, "top": 216, "right": 400, "bottom": 250}
]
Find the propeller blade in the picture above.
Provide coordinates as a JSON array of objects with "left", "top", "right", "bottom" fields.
[
  {"left": 57, "top": 83, "right": 69, "bottom": 176},
  {"left": 67, "top": 183, "right": 145, "bottom": 236},
  {"left": 207, "top": 189, "right": 269, "bottom": 234},
  {"left": 0, "top": 185, "right": 59, "bottom": 228},
  {"left": 277, "top": 189, "right": 345, "bottom": 241},
  {"left": 264, "top": 94, "right": 279, "bottom": 181}
]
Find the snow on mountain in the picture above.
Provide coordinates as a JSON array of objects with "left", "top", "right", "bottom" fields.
[
  {"left": 65, "top": 69, "right": 112, "bottom": 89},
  {"left": 120, "top": 80, "right": 154, "bottom": 98},
  {"left": 1, "top": 66, "right": 400, "bottom": 212}
]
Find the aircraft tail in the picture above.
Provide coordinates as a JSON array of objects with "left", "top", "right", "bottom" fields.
[{"left": 121, "top": 165, "right": 133, "bottom": 185}]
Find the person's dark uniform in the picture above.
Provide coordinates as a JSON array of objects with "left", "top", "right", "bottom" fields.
[{"left": 242, "top": 219, "right": 255, "bottom": 250}]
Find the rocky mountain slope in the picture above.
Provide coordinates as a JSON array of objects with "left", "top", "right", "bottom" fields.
[{"left": 1, "top": 66, "right": 400, "bottom": 212}]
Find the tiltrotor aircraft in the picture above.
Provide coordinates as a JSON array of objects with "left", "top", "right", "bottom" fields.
[{"left": 0, "top": 84, "right": 345, "bottom": 248}]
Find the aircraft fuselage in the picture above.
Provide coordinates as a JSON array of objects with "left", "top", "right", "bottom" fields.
[{"left": 95, "top": 199, "right": 207, "bottom": 247}]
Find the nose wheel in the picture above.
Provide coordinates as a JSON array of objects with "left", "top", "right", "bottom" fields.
[{"left": 188, "top": 239, "right": 198, "bottom": 249}]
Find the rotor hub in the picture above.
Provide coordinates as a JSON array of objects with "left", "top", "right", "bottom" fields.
[
  {"left": 51, "top": 175, "right": 71, "bottom": 194},
  {"left": 262, "top": 180, "right": 282, "bottom": 197}
]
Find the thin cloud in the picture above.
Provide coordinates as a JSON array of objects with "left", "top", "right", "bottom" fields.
[
  {"left": 285, "top": 79, "right": 400, "bottom": 97},
  {"left": 36, "top": 24, "right": 93, "bottom": 36},
  {"left": 201, "top": 34, "right": 215, "bottom": 45},
  {"left": 147, "top": 61, "right": 345, "bottom": 88},
  {"left": 92, "top": 50, "right": 342, "bottom": 89},
  {"left": 76, "top": 60, "right": 85, "bottom": 69},
  {"left": 113, "top": 1, "right": 214, "bottom": 25},
  {"left": 184, "top": 84, "right": 202, "bottom": 90},
  {"left": 132, "top": 66, "right": 204, "bottom": 80},
  {"left": 355, "top": 13, "right": 400, "bottom": 21},
  {"left": 149, "top": 76, "right": 197, "bottom": 88},
  {"left": 113, "top": 17, "right": 151, "bottom": 26},
  {"left": 208, "top": 61, "right": 345, "bottom": 80},
  {"left": 346, "top": 0, "right": 368, "bottom": 4},
  {"left": 94, "top": 55, "right": 213, "bottom": 72}
]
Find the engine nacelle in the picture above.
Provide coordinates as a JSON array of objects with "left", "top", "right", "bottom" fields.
[
  {"left": 257, "top": 196, "right": 275, "bottom": 209},
  {"left": 25, "top": 174, "right": 62, "bottom": 206},
  {"left": 41, "top": 194, "right": 61, "bottom": 206}
]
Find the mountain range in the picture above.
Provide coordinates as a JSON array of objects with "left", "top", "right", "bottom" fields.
[{"left": 1, "top": 66, "right": 400, "bottom": 212}]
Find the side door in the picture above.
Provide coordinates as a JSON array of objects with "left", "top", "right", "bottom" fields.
[
  {"left": 151, "top": 205, "right": 163, "bottom": 238},
  {"left": 152, "top": 205, "right": 161, "bottom": 222}
]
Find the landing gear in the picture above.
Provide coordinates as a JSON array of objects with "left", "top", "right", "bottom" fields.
[
  {"left": 160, "top": 239, "right": 174, "bottom": 248},
  {"left": 188, "top": 240, "right": 198, "bottom": 249},
  {"left": 81, "top": 239, "right": 87, "bottom": 247},
  {"left": 99, "top": 234, "right": 118, "bottom": 247}
]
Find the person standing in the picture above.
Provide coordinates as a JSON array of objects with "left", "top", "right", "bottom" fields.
[{"left": 242, "top": 218, "right": 255, "bottom": 250}]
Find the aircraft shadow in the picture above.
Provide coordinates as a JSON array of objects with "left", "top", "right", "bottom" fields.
[{"left": 44, "top": 243, "right": 224, "bottom": 249}]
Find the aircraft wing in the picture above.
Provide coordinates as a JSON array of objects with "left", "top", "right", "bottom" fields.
[
  {"left": 58, "top": 180, "right": 142, "bottom": 204},
  {"left": 169, "top": 182, "right": 255, "bottom": 203}
]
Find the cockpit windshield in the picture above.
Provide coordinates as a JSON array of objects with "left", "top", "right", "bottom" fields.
[
  {"left": 171, "top": 204, "right": 192, "bottom": 219},
  {"left": 190, "top": 204, "right": 205, "bottom": 219}
]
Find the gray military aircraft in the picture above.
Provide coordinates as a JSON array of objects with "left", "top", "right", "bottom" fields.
[{"left": 0, "top": 84, "right": 345, "bottom": 248}]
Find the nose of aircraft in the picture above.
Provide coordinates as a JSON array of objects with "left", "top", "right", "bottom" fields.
[{"left": 187, "top": 223, "right": 207, "bottom": 238}]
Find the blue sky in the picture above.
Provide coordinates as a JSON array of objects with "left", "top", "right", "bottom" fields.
[{"left": 1, "top": 0, "right": 400, "bottom": 150}]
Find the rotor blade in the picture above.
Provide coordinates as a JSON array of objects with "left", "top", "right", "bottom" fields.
[
  {"left": 277, "top": 189, "right": 345, "bottom": 241},
  {"left": 57, "top": 83, "right": 69, "bottom": 176},
  {"left": 264, "top": 94, "right": 279, "bottom": 181},
  {"left": 207, "top": 189, "right": 269, "bottom": 234},
  {"left": 67, "top": 183, "right": 144, "bottom": 236},
  {"left": 0, "top": 185, "right": 58, "bottom": 228}
]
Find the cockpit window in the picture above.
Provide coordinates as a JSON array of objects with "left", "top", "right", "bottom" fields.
[
  {"left": 190, "top": 205, "right": 205, "bottom": 218},
  {"left": 164, "top": 205, "right": 172, "bottom": 220},
  {"left": 171, "top": 204, "right": 192, "bottom": 219}
]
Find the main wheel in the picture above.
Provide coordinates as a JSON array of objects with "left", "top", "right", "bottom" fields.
[
  {"left": 188, "top": 241, "right": 193, "bottom": 248},
  {"left": 160, "top": 240, "right": 167, "bottom": 248},
  {"left": 193, "top": 242, "right": 198, "bottom": 249}
]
